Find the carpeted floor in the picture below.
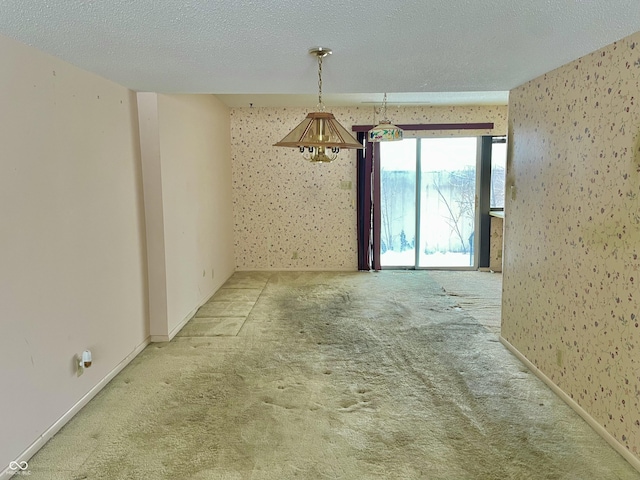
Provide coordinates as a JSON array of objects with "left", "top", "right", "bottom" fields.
[
  {"left": 27, "top": 271, "right": 640, "bottom": 479},
  {"left": 428, "top": 270, "right": 502, "bottom": 335}
]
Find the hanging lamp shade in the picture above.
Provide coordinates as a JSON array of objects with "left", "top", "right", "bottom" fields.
[
  {"left": 274, "top": 47, "right": 363, "bottom": 163},
  {"left": 368, "top": 121, "right": 404, "bottom": 142},
  {"left": 275, "top": 111, "right": 362, "bottom": 151},
  {"left": 368, "top": 93, "right": 404, "bottom": 142}
]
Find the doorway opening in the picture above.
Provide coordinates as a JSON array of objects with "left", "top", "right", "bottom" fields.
[{"left": 380, "top": 137, "right": 479, "bottom": 269}]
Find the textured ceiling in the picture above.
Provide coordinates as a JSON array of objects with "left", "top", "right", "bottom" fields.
[{"left": 0, "top": 1, "right": 639, "bottom": 106}]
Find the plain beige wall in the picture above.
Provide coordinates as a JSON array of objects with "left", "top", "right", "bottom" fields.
[
  {"left": 0, "top": 34, "right": 148, "bottom": 468},
  {"left": 137, "top": 93, "right": 169, "bottom": 339},
  {"left": 138, "top": 93, "right": 235, "bottom": 339},
  {"left": 158, "top": 94, "right": 235, "bottom": 335},
  {"left": 0, "top": 36, "right": 236, "bottom": 470},
  {"left": 503, "top": 30, "right": 640, "bottom": 462}
]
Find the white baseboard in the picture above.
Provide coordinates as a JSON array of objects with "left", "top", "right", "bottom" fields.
[
  {"left": 150, "top": 303, "right": 204, "bottom": 343},
  {"left": 500, "top": 336, "right": 640, "bottom": 473},
  {"left": 154, "top": 280, "right": 230, "bottom": 343},
  {"left": 234, "top": 267, "right": 358, "bottom": 272},
  {"left": 149, "top": 333, "right": 171, "bottom": 342},
  {"left": 151, "top": 305, "right": 201, "bottom": 342},
  {"left": 1, "top": 337, "right": 151, "bottom": 480},
  {"left": 165, "top": 303, "right": 199, "bottom": 342}
]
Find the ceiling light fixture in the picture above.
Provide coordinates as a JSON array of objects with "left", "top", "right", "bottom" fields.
[
  {"left": 368, "top": 93, "right": 403, "bottom": 142},
  {"left": 274, "top": 47, "right": 363, "bottom": 163}
]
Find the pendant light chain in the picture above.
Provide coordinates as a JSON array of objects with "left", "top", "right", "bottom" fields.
[
  {"left": 317, "top": 54, "right": 323, "bottom": 109},
  {"left": 381, "top": 92, "right": 388, "bottom": 119},
  {"left": 368, "top": 92, "right": 404, "bottom": 142},
  {"left": 273, "top": 47, "right": 364, "bottom": 162}
]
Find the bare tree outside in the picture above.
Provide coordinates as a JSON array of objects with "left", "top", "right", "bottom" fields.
[
  {"left": 380, "top": 137, "right": 493, "bottom": 267},
  {"left": 429, "top": 166, "right": 475, "bottom": 254},
  {"left": 380, "top": 168, "right": 415, "bottom": 254},
  {"left": 491, "top": 165, "right": 506, "bottom": 208},
  {"left": 490, "top": 141, "right": 507, "bottom": 209}
]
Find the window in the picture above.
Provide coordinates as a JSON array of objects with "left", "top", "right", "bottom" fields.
[{"left": 490, "top": 138, "right": 507, "bottom": 209}]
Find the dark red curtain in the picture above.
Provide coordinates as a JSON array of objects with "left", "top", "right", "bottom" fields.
[{"left": 356, "top": 133, "right": 380, "bottom": 271}]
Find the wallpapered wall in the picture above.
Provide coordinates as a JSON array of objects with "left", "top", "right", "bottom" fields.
[
  {"left": 231, "top": 105, "right": 507, "bottom": 270},
  {"left": 503, "top": 31, "right": 640, "bottom": 457}
]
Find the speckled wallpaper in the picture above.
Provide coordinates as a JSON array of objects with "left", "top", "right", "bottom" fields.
[
  {"left": 490, "top": 216, "right": 504, "bottom": 272},
  {"left": 231, "top": 105, "right": 507, "bottom": 270},
  {"left": 503, "top": 31, "right": 640, "bottom": 458}
]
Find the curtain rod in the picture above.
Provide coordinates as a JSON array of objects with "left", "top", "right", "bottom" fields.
[{"left": 351, "top": 122, "right": 494, "bottom": 132}]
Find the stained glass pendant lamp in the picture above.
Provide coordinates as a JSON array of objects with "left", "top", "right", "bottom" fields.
[
  {"left": 368, "top": 93, "right": 404, "bottom": 142},
  {"left": 274, "top": 47, "right": 363, "bottom": 163}
]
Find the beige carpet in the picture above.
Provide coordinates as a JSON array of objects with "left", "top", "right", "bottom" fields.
[
  {"left": 27, "top": 271, "right": 640, "bottom": 479},
  {"left": 428, "top": 270, "right": 503, "bottom": 335}
]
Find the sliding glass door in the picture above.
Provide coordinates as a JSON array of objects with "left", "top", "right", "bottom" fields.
[
  {"left": 380, "top": 137, "right": 478, "bottom": 269},
  {"left": 419, "top": 138, "right": 477, "bottom": 267},
  {"left": 379, "top": 139, "right": 417, "bottom": 267}
]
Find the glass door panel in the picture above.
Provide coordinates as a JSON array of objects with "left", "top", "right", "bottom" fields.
[
  {"left": 379, "top": 139, "right": 417, "bottom": 267},
  {"left": 418, "top": 138, "right": 477, "bottom": 268},
  {"left": 491, "top": 139, "right": 507, "bottom": 209}
]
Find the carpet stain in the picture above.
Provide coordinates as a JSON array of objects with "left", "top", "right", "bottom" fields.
[{"left": 26, "top": 271, "right": 640, "bottom": 480}]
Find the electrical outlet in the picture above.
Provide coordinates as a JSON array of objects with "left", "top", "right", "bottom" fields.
[
  {"left": 76, "top": 354, "right": 84, "bottom": 377},
  {"left": 292, "top": 251, "right": 299, "bottom": 260},
  {"left": 340, "top": 180, "right": 352, "bottom": 190},
  {"left": 77, "top": 350, "right": 92, "bottom": 377}
]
